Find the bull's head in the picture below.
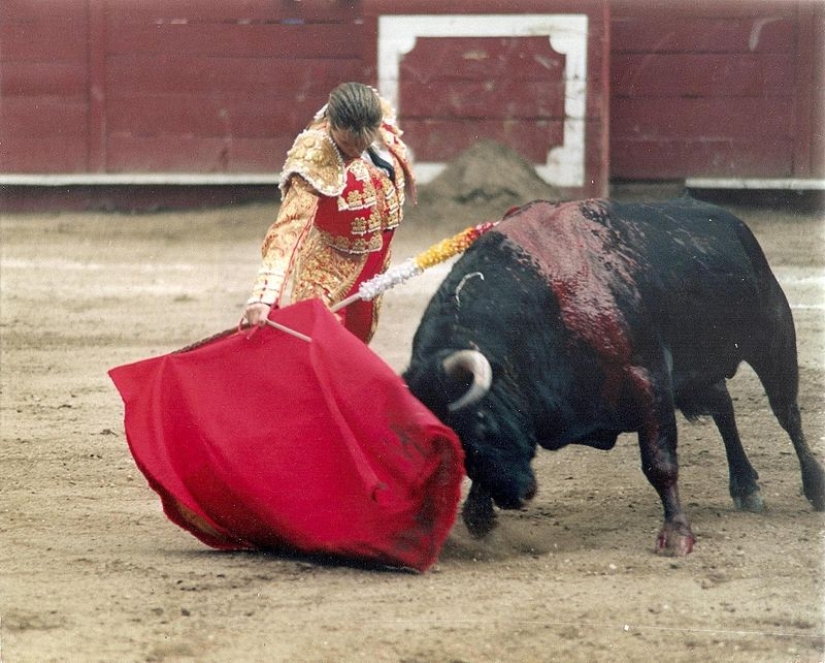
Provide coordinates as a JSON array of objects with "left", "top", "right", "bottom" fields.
[{"left": 405, "top": 349, "right": 538, "bottom": 527}]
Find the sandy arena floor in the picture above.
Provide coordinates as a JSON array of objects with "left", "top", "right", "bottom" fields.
[{"left": 2, "top": 164, "right": 824, "bottom": 662}]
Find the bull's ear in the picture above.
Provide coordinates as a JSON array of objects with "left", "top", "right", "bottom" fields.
[{"left": 443, "top": 350, "right": 492, "bottom": 412}]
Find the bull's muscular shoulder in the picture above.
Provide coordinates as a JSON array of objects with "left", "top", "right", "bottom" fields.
[
  {"left": 491, "top": 199, "right": 640, "bottom": 365},
  {"left": 498, "top": 198, "right": 612, "bottom": 235},
  {"left": 494, "top": 199, "right": 628, "bottom": 278}
]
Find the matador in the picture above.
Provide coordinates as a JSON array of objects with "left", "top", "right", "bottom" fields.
[{"left": 246, "top": 90, "right": 415, "bottom": 343}]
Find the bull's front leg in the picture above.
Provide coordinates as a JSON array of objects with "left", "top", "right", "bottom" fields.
[
  {"left": 462, "top": 481, "right": 496, "bottom": 538},
  {"left": 630, "top": 367, "right": 695, "bottom": 556},
  {"left": 642, "top": 439, "right": 694, "bottom": 556}
]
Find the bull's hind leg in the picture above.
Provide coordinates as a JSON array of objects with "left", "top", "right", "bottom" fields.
[
  {"left": 683, "top": 381, "right": 764, "bottom": 511},
  {"left": 748, "top": 332, "right": 825, "bottom": 511},
  {"left": 767, "top": 396, "right": 824, "bottom": 511}
]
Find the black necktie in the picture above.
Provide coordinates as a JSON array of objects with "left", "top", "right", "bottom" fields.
[{"left": 367, "top": 147, "right": 396, "bottom": 184}]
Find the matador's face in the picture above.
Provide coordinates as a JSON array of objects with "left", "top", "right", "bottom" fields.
[{"left": 330, "top": 126, "right": 378, "bottom": 160}]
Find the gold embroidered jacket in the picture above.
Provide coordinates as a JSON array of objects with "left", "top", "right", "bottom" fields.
[{"left": 248, "top": 104, "right": 414, "bottom": 309}]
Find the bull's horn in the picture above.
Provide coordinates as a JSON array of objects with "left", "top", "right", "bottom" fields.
[{"left": 443, "top": 350, "right": 492, "bottom": 412}]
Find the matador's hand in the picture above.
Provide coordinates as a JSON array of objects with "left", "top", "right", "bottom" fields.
[{"left": 244, "top": 302, "right": 272, "bottom": 328}]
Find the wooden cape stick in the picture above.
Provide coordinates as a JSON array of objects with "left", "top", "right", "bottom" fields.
[
  {"left": 176, "top": 318, "right": 311, "bottom": 352},
  {"left": 263, "top": 318, "right": 312, "bottom": 343}
]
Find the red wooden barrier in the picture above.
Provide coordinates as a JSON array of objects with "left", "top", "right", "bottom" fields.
[
  {"left": 609, "top": 0, "right": 824, "bottom": 181},
  {"left": 1, "top": 0, "right": 821, "bottom": 210},
  {"left": 1, "top": 0, "right": 609, "bottom": 201},
  {"left": 363, "top": 0, "right": 610, "bottom": 199}
]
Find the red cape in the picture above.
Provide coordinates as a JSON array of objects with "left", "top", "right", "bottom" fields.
[{"left": 109, "top": 299, "right": 463, "bottom": 572}]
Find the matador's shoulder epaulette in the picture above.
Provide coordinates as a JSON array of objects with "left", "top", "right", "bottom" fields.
[{"left": 279, "top": 129, "right": 345, "bottom": 197}]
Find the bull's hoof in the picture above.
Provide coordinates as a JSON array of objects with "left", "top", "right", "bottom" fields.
[
  {"left": 462, "top": 497, "right": 497, "bottom": 538},
  {"left": 655, "top": 523, "right": 695, "bottom": 557},
  {"left": 803, "top": 485, "right": 825, "bottom": 512},
  {"left": 733, "top": 490, "right": 764, "bottom": 513},
  {"left": 801, "top": 463, "right": 825, "bottom": 511}
]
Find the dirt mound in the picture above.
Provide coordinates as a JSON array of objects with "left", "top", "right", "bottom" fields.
[
  {"left": 419, "top": 140, "right": 562, "bottom": 205},
  {"left": 407, "top": 141, "right": 562, "bottom": 235}
]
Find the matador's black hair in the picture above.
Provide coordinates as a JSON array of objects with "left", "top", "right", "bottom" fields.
[{"left": 327, "top": 82, "right": 382, "bottom": 139}]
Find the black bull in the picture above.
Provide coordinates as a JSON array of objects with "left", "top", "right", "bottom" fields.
[{"left": 403, "top": 198, "right": 825, "bottom": 556}]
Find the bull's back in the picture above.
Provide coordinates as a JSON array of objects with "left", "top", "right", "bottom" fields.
[
  {"left": 497, "top": 198, "right": 765, "bottom": 303},
  {"left": 611, "top": 199, "right": 791, "bottom": 369},
  {"left": 493, "top": 198, "right": 792, "bottom": 378}
]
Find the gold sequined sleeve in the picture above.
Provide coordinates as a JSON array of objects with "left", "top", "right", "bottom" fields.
[{"left": 247, "top": 177, "right": 318, "bottom": 306}]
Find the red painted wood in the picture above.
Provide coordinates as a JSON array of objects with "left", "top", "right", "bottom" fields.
[
  {"left": 105, "top": 135, "right": 289, "bottom": 172},
  {"left": 400, "top": 80, "right": 566, "bottom": 120},
  {"left": 365, "top": 0, "right": 607, "bottom": 14},
  {"left": 105, "top": 55, "right": 361, "bottom": 96},
  {"left": 229, "top": 137, "right": 296, "bottom": 172},
  {"left": 403, "top": 119, "right": 564, "bottom": 163},
  {"left": 0, "top": 184, "right": 280, "bottom": 213},
  {"left": 611, "top": 53, "right": 794, "bottom": 98},
  {"left": 5, "top": 0, "right": 817, "bottom": 190},
  {"left": 584, "top": 118, "right": 609, "bottom": 193},
  {"left": 610, "top": 0, "right": 795, "bottom": 19},
  {"left": 611, "top": 138, "right": 794, "bottom": 179},
  {"left": 609, "top": 0, "right": 820, "bottom": 180},
  {"left": 106, "top": 95, "right": 321, "bottom": 138},
  {"left": 106, "top": 23, "right": 364, "bottom": 60},
  {"left": 0, "top": 0, "right": 90, "bottom": 174},
  {"left": 0, "top": 62, "right": 87, "bottom": 96},
  {"left": 0, "top": 0, "right": 86, "bottom": 24},
  {"left": 0, "top": 18, "right": 88, "bottom": 62},
  {"left": 810, "top": 1, "right": 825, "bottom": 175},
  {"left": 103, "top": 0, "right": 361, "bottom": 24},
  {"left": 399, "top": 37, "right": 567, "bottom": 82},
  {"left": 88, "top": 0, "right": 106, "bottom": 172},
  {"left": 2, "top": 0, "right": 610, "bottom": 191},
  {"left": 612, "top": 97, "right": 794, "bottom": 139},
  {"left": 368, "top": 0, "right": 610, "bottom": 197},
  {"left": 0, "top": 98, "right": 87, "bottom": 138},
  {"left": 0, "top": 136, "right": 89, "bottom": 172},
  {"left": 611, "top": 16, "right": 796, "bottom": 54},
  {"left": 398, "top": 36, "right": 567, "bottom": 129},
  {"left": 792, "top": 1, "right": 823, "bottom": 178}
]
